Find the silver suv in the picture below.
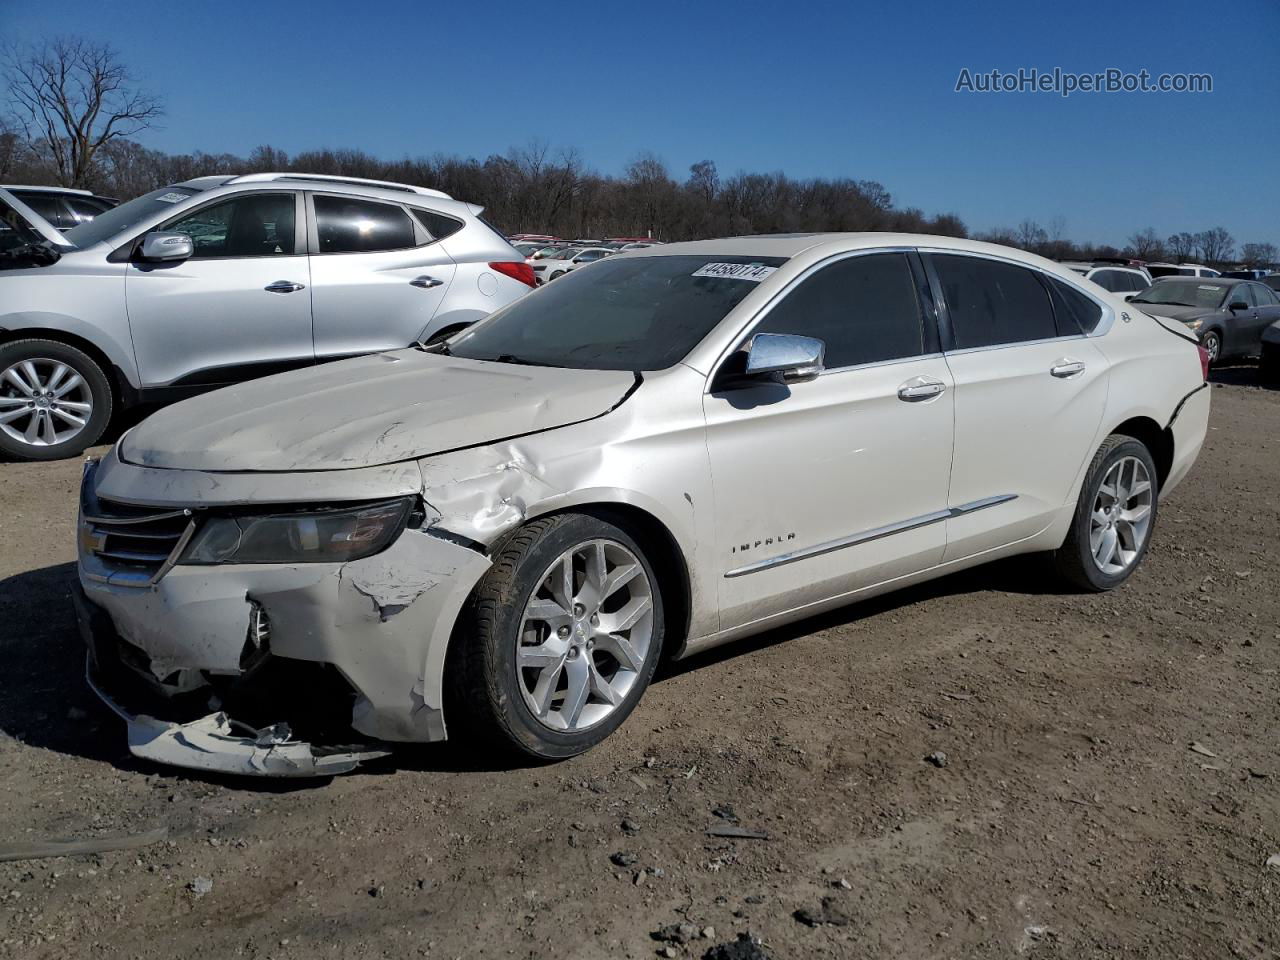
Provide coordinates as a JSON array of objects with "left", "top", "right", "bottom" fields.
[{"left": 0, "top": 174, "right": 534, "bottom": 460}]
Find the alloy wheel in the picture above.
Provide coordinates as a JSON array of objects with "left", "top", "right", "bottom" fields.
[
  {"left": 0, "top": 358, "right": 94, "bottom": 448},
  {"left": 1089, "top": 456, "right": 1154, "bottom": 575},
  {"left": 517, "top": 539, "right": 654, "bottom": 732},
  {"left": 1202, "top": 332, "right": 1220, "bottom": 363}
]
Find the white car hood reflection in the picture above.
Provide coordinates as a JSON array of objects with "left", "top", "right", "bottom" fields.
[{"left": 121, "top": 349, "right": 636, "bottom": 472}]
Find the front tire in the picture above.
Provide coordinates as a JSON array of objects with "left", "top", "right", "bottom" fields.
[
  {"left": 1053, "top": 435, "right": 1159, "bottom": 592},
  {"left": 450, "top": 513, "right": 664, "bottom": 760},
  {"left": 0, "top": 339, "right": 112, "bottom": 461}
]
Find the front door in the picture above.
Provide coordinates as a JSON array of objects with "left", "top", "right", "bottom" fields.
[
  {"left": 307, "top": 193, "right": 457, "bottom": 359},
  {"left": 125, "top": 191, "right": 313, "bottom": 388},
  {"left": 704, "top": 251, "right": 954, "bottom": 631}
]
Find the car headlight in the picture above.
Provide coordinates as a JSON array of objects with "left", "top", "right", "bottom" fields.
[
  {"left": 1184, "top": 319, "right": 1203, "bottom": 331},
  {"left": 180, "top": 498, "right": 414, "bottom": 565}
]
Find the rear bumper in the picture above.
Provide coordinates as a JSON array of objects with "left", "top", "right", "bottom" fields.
[{"left": 1164, "top": 382, "right": 1211, "bottom": 496}]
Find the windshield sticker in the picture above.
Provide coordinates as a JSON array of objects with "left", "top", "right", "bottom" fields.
[
  {"left": 156, "top": 192, "right": 190, "bottom": 204},
  {"left": 691, "top": 262, "right": 778, "bottom": 282}
]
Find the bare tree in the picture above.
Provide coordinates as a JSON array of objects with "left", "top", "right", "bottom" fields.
[
  {"left": 1240, "top": 242, "right": 1278, "bottom": 267},
  {"left": 1014, "top": 218, "right": 1048, "bottom": 252},
  {"left": 4, "top": 37, "right": 163, "bottom": 188},
  {"left": 1166, "top": 231, "right": 1196, "bottom": 261},
  {"left": 1195, "top": 227, "right": 1234, "bottom": 264},
  {"left": 1127, "top": 227, "right": 1164, "bottom": 261}
]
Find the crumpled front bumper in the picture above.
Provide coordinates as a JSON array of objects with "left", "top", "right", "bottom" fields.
[
  {"left": 75, "top": 503, "right": 492, "bottom": 777},
  {"left": 84, "top": 654, "right": 390, "bottom": 777}
]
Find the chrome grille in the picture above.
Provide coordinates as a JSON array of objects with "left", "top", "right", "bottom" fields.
[{"left": 80, "top": 497, "right": 195, "bottom": 586}]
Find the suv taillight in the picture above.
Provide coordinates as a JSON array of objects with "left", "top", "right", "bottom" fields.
[
  {"left": 1197, "top": 344, "right": 1211, "bottom": 381},
  {"left": 490, "top": 261, "right": 536, "bottom": 288}
]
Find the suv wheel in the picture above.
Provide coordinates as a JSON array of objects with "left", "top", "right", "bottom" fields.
[
  {"left": 1053, "top": 434, "right": 1158, "bottom": 592},
  {"left": 0, "top": 339, "right": 113, "bottom": 461},
  {"left": 450, "top": 513, "right": 664, "bottom": 759}
]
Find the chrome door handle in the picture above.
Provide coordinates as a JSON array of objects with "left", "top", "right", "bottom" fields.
[
  {"left": 1050, "top": 359, "right": 1086, "bottom": 378},
  {"left": 897, "top": 377, "right": 946, "bottom": 402},
  {"left": 264, "top": 281, "right": 305, "bottom": 294},
  {"left": 410, "top": 275, "right": 444, "bottom": 289}
]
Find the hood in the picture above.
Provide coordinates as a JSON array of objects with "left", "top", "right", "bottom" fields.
[
  {"left": 0, "top": 187, "right": 72, "bottom": 248},
  {"left": 1133, "top": 302, "right": 1219, "bottom": 323},
  {"left": 120, "top": 350, "right": 637, "bottom": 472}
]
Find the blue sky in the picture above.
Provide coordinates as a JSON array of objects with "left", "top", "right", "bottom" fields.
[{"left": 3, "top": 0, "right": 1278, "bottom": 247}]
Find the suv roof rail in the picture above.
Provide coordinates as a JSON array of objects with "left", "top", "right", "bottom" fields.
[
  {"left": 227, "top": 172, "right": 452, "bottom": 199},
  {"left": 3, "top": 184, "right": 95, "bottom": 196}
]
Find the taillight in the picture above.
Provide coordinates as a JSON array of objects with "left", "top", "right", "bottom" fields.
[
  {"left": 1196, "top": 344, "right": 1210, "bottom": 381},
  {"left": 490, "top": 261, "right": 536, "bottom": 288}
]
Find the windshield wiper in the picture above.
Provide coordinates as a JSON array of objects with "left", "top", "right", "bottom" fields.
[
  {"left": 414, "top": 339, "right": 450, "bottom": 355},
  {"left": 482, "top": 353, "right": 563, "bottom": 368}
]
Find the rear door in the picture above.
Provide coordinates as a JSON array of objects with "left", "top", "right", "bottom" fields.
[
  {"left": 125, "top": 191, "right": 314, "bottom": 388},
  {"left": 307, "top": 194, "right": 458, "bottom": 359},
  {"left": 925, "top": 253, "right": 1110, "bottom": 561},
  {"left": 704, "top": 251, "right": 954, "bottom": 629}
]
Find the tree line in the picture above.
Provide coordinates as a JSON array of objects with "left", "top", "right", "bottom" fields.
[{"left": 2, "top": 37, "right": 1274, "bottom": 267}]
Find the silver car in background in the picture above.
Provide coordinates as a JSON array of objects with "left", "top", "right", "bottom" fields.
[
  {"left": 0, "top": 174, "right": 534, "bottom": 460},
  {"left": 74, "top": 233, "right": 1209, "bottom": 777}
]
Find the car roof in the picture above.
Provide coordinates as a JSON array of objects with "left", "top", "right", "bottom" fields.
[
  {"left": 626, "top": 232, "right": 1065, "bottom": 263},
  {"left": 1153, "top": 275, "right": 1241, "bottom": 284}
]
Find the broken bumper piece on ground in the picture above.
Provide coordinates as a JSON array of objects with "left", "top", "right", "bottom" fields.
[{"left": 87, "top": 663, "right": 391, "bottom": 777}]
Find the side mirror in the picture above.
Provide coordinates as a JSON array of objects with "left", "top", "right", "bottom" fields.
[
  {"left": 745, "top": 333, "right": 825, "bottom": 384},
  {"left": 138, "top": 231, "right": 193, "bottom": 262},
  {"left": 1228, "top": 300, "right": 1249, "bottom": 312},
  {"left": 1124, "top": 294, "right": 1136, "bottom": 302}
]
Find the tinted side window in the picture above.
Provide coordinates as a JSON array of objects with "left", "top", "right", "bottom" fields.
[
  {"left": 1092, "top": 270, "right": 1122, "bottom": 292},
  {"left": 315, "top": 196, "right": 415, "bottom": 253},
  {"left": 166, "top": 194, "right": 296, "bottom": 258},
  {"left": 1254, "top": 284, "right": 1279, "bottom": 306},
  {"left": 1045, "top": 276, "right": 1104, "bottom": 336},
  {"left": 409, "top": 207, "right": 463, "bottom": 242},
  {"left": 16, "top": 193, "right": 73, "bottom": 229},
  {"left": 1126, "top": 272, "right": 1148, "bottom": 292},
  {"left": 754, "top": 253, "right": 925, "bottom": 368},
  {"left": 65, "top": 197, "right": 109, "bottom": 222},
  {"left": 933, "top": 255, "right": 1057, "bottom": 348},
  {"left": 1229, "top": 285, "right": 1255, "bottom": 307}
]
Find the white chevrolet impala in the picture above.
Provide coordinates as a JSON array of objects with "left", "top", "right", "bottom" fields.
[{"left": 75, "top": 234, "right": 1210, "bottom": 776}]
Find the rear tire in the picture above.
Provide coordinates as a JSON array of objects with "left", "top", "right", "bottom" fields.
[
  {"left": 1053, "top": 435, "right": 1159, "bottom": 592},
  {"left": 449, "top": 513, "right": 664, "bottom": 760},
  {"left": 0, "top": 339, "right": 112, "bottom": 461}
]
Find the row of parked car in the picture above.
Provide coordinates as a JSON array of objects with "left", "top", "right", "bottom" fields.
[
  {"left": 507, "top": 235, "right": 663, "bottom": 284},
  {"left": 1060, "top": 256, "right": 1280, "bottom": 370},
  {"left": 0, "top": 176, "right": 1276, "bottom": 466}
]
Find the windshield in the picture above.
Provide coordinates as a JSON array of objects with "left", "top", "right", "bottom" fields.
[
  {"left": 551, "top": 247, "right": 582, "bottom": 260},
  {"left": 449, "top": 254, "right": 788, "bottom": 371},
  {"left": 1131, "top": 279, "right": 1229, "bottom": 309},
  {"left": 64, "top": 184, "right": 205, "bottom": 247}
]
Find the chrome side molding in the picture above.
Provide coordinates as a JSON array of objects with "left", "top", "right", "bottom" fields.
[{"left": 724, "top": 495, "right": 1017, "bottom": 578}]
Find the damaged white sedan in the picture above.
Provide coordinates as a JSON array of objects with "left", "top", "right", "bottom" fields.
[{"left": 75, "top": 234, "right": 1210, "bottom": 776}]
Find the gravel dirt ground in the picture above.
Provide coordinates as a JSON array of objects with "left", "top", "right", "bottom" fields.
[{"left": 1, "top": 371, "right": 1278, "bottom": 960}]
